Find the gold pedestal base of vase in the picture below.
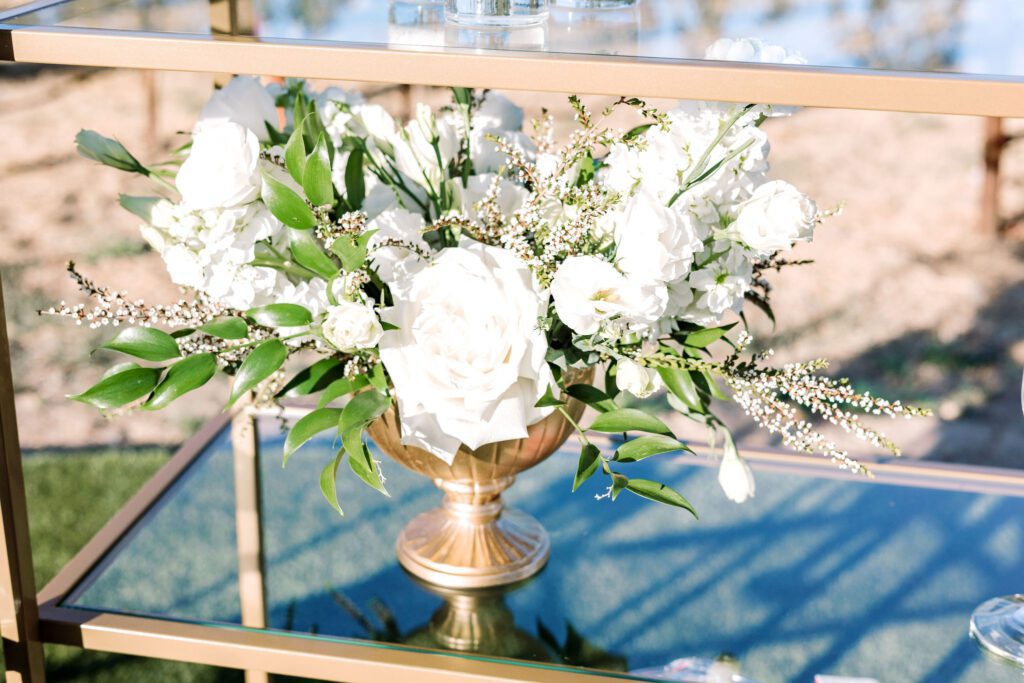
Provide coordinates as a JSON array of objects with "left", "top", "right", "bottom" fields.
[
  {"left": 395, "top": 476, "right": 550, "bottom": 589},
  {"left": 367, "top": 369, "right": 593, "bottom": 590}
]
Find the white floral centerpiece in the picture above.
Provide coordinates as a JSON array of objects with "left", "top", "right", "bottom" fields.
[{"left": 53, "top": 40, "right": 928, "bottom": 524}]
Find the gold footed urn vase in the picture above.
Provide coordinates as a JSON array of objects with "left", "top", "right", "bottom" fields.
[{"left": 366, "top": 369, "right": 592, "bottom": 589}]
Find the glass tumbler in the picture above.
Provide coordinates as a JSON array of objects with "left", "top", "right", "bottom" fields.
[
  {"left": 445, "top": 0, "right": 549, "bottom": 27},
  {"left": 553, "top": 0, "right": 636, "bottom": 8}
]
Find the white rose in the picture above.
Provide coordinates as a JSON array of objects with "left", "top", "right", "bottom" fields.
[
  {"left": 718, "top": 436, "right": 756, "bottom": 503},
  {"left": 322, "top": 300, "right": 384, "bottom": 351},
  {"left": 474, "top": 92, "right": 524, "bottom": 131},
  {"left": 367, "top": 208, "right": 430, "bottom": 287},
  {"left": 378, "top": 240, "right": 554, "bottom": 463},
  {"left": 176, "top": 121, "right": 261, "bottom": 210},
  {"left": 199, "top": 76, "right": 279, "bottom": 142},
  {"left": 613, "top": 192, "right": 704, "bottom": 284},
  {"left": 204, "top": 264, "right": 281, "bottom": 310},
  {"left": 551, "top": 256, "right": 667, "bottom": 337},
  {"left": 732, "top": 180, "right": 816, "bottom": 255},
  {"left": 616, "top": 358, "right": 663, "bottom": 399}
]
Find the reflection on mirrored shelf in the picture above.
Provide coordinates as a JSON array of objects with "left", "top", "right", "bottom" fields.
[
  {"left": 5, "top": 0, "right": 1024, "bottom": 80},
  {"left": 61, "top": 417, "right": 1024, "bottom": 682}
]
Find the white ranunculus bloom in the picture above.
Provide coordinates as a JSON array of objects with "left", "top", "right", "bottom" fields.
[
  {"left": 718, "top": 437, "right": 756, "bottom": 503},
  {"left": 322, "top": 300, "right": 384, "bottom": 351},
  {"left": 367, "top": 208, "right": 430, "bottom": 287},
  {"left": 199, "top": 76, "right": 279, "bottom": 142},
  {"left": 732, "top": 180, "right": 816, "bottom": 255},
  {"left": 617, "top": 358, "right": 663, "bottom": 399},
  {"left": 613, "top": 192, "right": 704, "bottom": 284},
  {"left": 378, "top": 240, "right": 554, "bottom": 463},
  {"left": 551, "top": 255, "right": 668, "bottom": 337},
  {"left": 176, "top": 121, "right": 262, "bottom": 210}
]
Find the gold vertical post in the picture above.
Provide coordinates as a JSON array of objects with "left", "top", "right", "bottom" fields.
[
  {"left": 209, "top": 0, "right": 254, "bottom": 87},
  {"left": 231, "top": 404, "right": 268, "bottom": 683},
  {"left": 0, "top": 275, "right": 47, "bottom": 682}
]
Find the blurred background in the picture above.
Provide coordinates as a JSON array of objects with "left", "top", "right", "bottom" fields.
[{"left": 1, "top": 0, "right": 1023, "bottom": 679}]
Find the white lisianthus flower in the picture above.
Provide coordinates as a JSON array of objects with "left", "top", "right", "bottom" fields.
[
  {"left": 199, "top": 76, "right": 279, "bottom": 142},
  {"left": 474, "top": 92, "right": 524, "bottom": 131},
  {"left": 176, "top": 121, "right": 262, "bottom": 210},
  {"left": 366, "top": 208, "right": 430, "bottom": 287},
  {"left": 687, "top": 249, "right": 753, "bottom": 322},
  {"left": 316, "top": 86, "right": 365, "bottom": 147},
  {"left": 455, "top": 174, "right": 529, "bottom": 224},
  {"left": 617, "top": 358, "right": 663, "bottom": 399},
  {"left": 551, "top": 256, "right": 668, "bottom": 337},
  {"left": 322, "top": 300, "right": 384, "bottom": 352},
  {"left": 378, "top": 239, "right": 554, "bottom": 463},
  {"left": 348, "top": 104, "right": 400, "bottom": 152},
  {"left": 612, "top": 191, "right": 704, "bottom": 284},
  {"left": 718, "top": 436, "right": 756, "bottom": 503},
  {"left": 393, "top": 103, "right": 460, "bottom": 191},
  {"left": 732, "top": 180, "right": 816, "bottom": 255}
]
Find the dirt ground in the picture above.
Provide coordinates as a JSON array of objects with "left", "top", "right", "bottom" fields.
[{"left": 1, "top": 65, "right": 1022, "bottom": 468}]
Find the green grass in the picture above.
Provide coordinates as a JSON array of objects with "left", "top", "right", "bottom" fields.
[{"left": 6, "top": 447, "right": 242, "bottom": 682}]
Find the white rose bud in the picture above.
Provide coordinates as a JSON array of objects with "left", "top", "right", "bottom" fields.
[
  {"left": 616, "top": 358, "right": 663, "bottom": 399},
  {"left": 322, "top": 300, "right": 384, "bottom": 352},
  {"left": 718, "top": 437, "right": 756, "bottom": 504},
  {"left": 176, "top": 121, "right": 262, "bottom": 210},
  {"left": 732, "top": 180, "right": 816, "bottom": 256},
  {"left": 199, "top": 76, "right": 279, "bottom": 142}
]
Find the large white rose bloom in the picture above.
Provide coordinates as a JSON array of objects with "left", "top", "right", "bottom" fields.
[
  {"left": 378, "top": 240, "right": 555, "bottom": 463},
  {"left": 612, "top": 191, "right": 704, "bottom": 284},
  {"left": 322, "top": 300, "right": 384, "bottom": 352},
  {"left": 551, "top": 255, "right": 667, "bottom": 337},
  {"left": 199, "top": 76, "right": 279, "bottom": 142},
  {"left": 732, "top": 180, "right": 816, "bottom": 255},
  {"left": 176, "top": 121, "right": 262, "bottom": 210}
]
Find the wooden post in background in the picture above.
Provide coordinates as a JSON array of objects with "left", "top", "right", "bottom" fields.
[
  {"left": 979, "top": 117, "right": 1006, "bottom": 235},
  {"left": 0, "top": 275, "right": 46, "bottom": 682}
]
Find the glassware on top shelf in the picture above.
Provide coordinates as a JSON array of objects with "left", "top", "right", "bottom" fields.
[
  {"left": 967, "top": 373, "right": 1024, "bottom": 667},
  {"left": 389, "top": 0, "right": 446, "bottom": 47},
  {"left": 553, "top": 0, "right": 636, "bottom": 8},
  {"left": 445, "top": 0, "right": 549, "bottom": 27},
  {"left": 548, "top": 3, "right": 637, "bottom": 54}
]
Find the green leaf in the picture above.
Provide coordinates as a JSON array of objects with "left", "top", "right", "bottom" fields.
[
  {"left": 261, "top": 171, "right": 317, "bottom": 230},
  {"left": 284, "top": 116, "right": 308, "bottom": 185},
  {"left": 101, "top": 327, "right": 180, "bottom": 362},
  {"left": 75, "top": 130, "right": 147, "bottom": 174},
  {"left": 302, "top": 133, "right": 334, "bottom": 207},
  {"left": 278, "top": 358, "right": 346, "bottom": 397},
  {"left": 658, "top": 367, "right": 705, "bottom": 414},
  {"left": 228, "top": 339, "right": 288, "bottom": 406},
  {"left": 535, "top": 385, "right": 566, "bottom": 408},
  {"left": 347, "top": 442, "right": 389, "bottom": 496},
  {"left": 199, "top": 317, "right": 249, "bottom": 340},
  {"left": 331, "top": 229, "right": 377, "bottom": 272},
  {"left": 170, "top": 328, "right": 195, "bottom": 339},
  {"left": 316, "top": 376, "right": 369, "bottom": 409},
  {"left": 101, "top": 361, "right": 140, "bottom": 379},
  {"left": 684, "top": 323, "right": 736, "bottom": 349},
  {"left": 344, "top": 148, "right": 365, "bottom": 208},
  {"left": 118, "top": 195, "right": 161, "bottom": 221},
  {"left": 701, "top": 369, "right": 729, "bottom": 400},
  {"left": 588, "top": 408, "right": 673, "bottom": 436},
  {"left": 288, "top": 228, "right": 339, "bottom": 280},
  {"left": 319, "top": 451, "right": 345, "bottom": 516},
  {"left": 614, "top": 435, "right": 691, "bottom": 462},
  {"left": 610, "top": 472, "right": 629, "bottom": 500},
  {"left": 283, "top": 408, "right": 342, "bottom": 465},
  {"left": 451, "top": 87, "right": 472, "bottom": 107},
  {"left": 368, "top": 361, "right": 387, "bottom": 391},
  {"left": 339, "top": 390, "right": 392, "bottom": 434},
  {"left": 623, "top": 123, "right": 654, "bottom": 141},
  {"left": 70, "top": 367, "right": 162, "bottom": 409},
  {"left": 572, "top": 443, "right": 601, "bottom": 492},
  {"left": 565, "top": 384, "right": 615, "bottom": 413},
  {"left": 144, "top": 353, "right": 217, "bottom": 410},
  {"left": 245, "top": 303, "right": 313, "bottom": 328},
  {"left": 625, "top": 479, "right": 698, "bottom": 517}
]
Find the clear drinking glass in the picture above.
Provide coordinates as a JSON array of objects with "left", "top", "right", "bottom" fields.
[
  {"left": 967, "top": 372, "right": 1024, "bottom": 666},
  {"left": 445, "top": 0, "right": 549, "bottom": 27},
  {"left": 552, "top": 0, "right": 636, "bottom": 8}
]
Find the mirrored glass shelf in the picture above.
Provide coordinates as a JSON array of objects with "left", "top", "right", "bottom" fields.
[
  {"left": 49, "top": 415, "right": 1024, "bottom": 682},
  {"left": 2, "top": 0, "right": 1024, "bottom": 116}
]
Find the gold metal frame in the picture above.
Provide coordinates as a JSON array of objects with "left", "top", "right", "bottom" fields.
[{"left": 1, "top": 0, "right": 1024, "bottom": 117}]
